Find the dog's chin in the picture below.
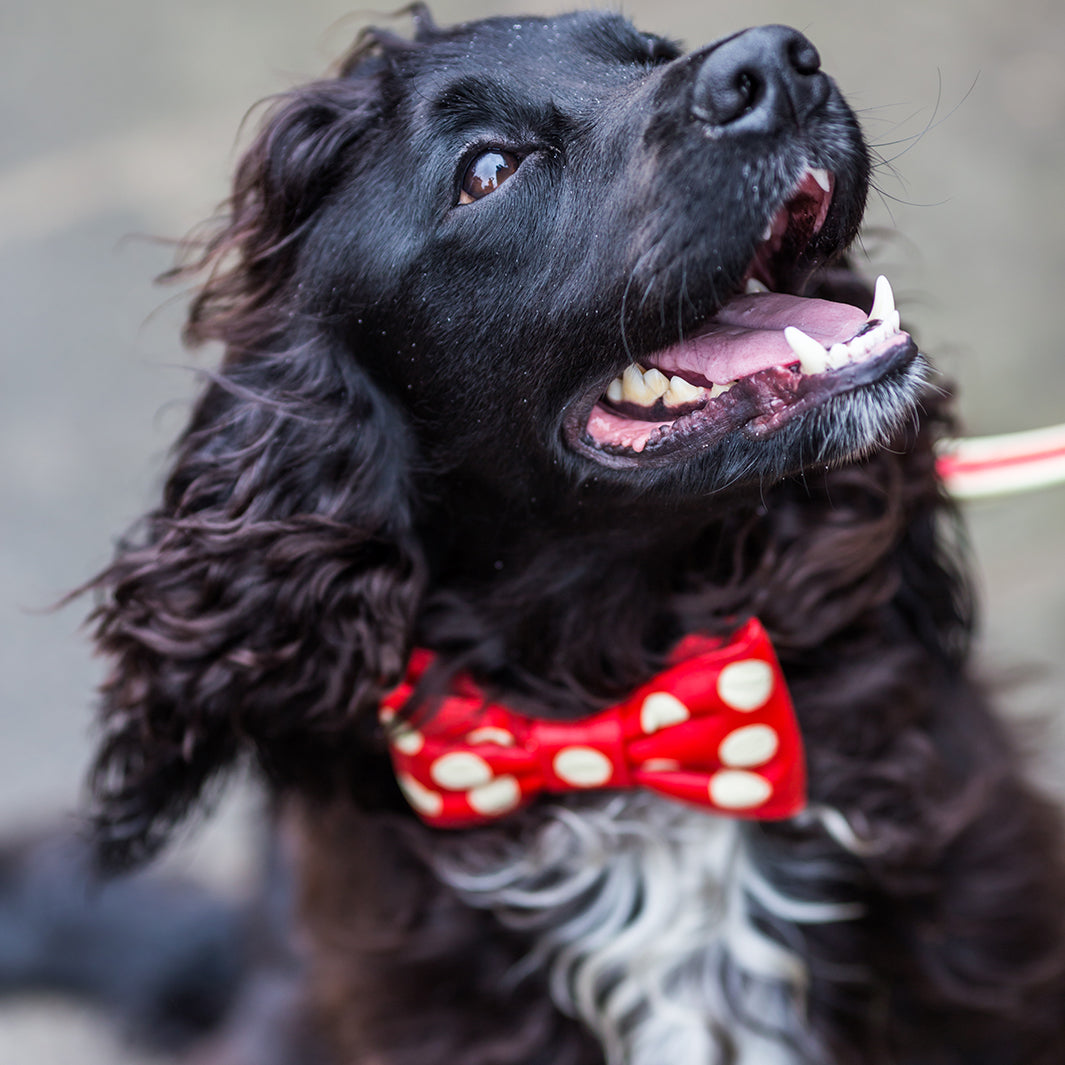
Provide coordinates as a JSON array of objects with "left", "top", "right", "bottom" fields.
[{"left": 563, "top": 303, "right": 925, "bottom": 484}]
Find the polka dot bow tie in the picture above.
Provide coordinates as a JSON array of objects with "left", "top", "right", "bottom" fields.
[{"left": 379, "top": 618, "right": 806, "bottom": 828}]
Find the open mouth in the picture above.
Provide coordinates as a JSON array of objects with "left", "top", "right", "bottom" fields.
[{"left": 572, "top": 167, "right": 918, "bottom": 464}]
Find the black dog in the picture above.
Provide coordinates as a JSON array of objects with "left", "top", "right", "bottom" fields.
[{"left": 81, "top": 8, "right": 1065, "bottom": 1064}]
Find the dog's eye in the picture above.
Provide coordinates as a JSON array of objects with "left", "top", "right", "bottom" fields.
[{"left": 459, "top": 151, "right": 520, "bottom": 204}]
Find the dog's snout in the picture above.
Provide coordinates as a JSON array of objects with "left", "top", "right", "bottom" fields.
[{"left": 691, "top": 25, "right": 828, "bottom": 134}]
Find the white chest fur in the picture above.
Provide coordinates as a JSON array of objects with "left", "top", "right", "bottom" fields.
[{"left": 426, "top": 794, "right": 855, "bottom": 1065}]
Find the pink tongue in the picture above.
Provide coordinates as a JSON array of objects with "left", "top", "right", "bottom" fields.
[{"left": 651, "top": 293, "right": 868, "bottom": 384}]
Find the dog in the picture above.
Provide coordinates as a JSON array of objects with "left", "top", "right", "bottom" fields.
[{"left": 80, "top": 7, "right": 1065, "bottom": 1064}]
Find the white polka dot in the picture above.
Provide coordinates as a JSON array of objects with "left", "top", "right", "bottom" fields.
[
  {"left": 391, "top": 726, "right": 425, "bottom": 755},
  {"left": 641, "top": 758, "right": 682, "bottom": 773},
  {"left": 708, "top": 770, "right": 773, "bottom": 809},
  {"left": 431, "top": 752, "right": 494, "bottom": 790},
  {"left": 468, "top": 775, "right": 522, "bottom": 817},
  {"left": 466, "top": 727, "right": 516, "bottom": 747},
  {"left": 553, "top": 746, "right": 613, "bottom": 788},
  {"left": 717, "top": 659, "right": 774, "bottom": 711},
  {"left": 718, "top": 724, "right": 779, "bottom": 768},
  {"left": 640, "top": 692, "right": 691, "bottom": 734},
  {"left": 397, "top": 774, "right": 443, "bottom": 818},
  {"left": 379, "top": 707, "right": 396, "bottom": 725}
]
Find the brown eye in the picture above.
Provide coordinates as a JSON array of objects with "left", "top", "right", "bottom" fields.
[{"left": 459, "top": 150, "right": 520, "bottom": 204}]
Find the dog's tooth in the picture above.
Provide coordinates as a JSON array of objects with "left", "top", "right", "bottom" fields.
[
  {"left": 709, "top": 381, "right": 735, "bottom": 399},
  {"left": 664, "top": 375, "right": 707, "bottom": 406},
  {"left": 761, "top": 224, "right": 773, "bottom": 242},
  {"left": 606, "top": 377, "right": 624, "bottom": 403},
  {"left": 809, "top": 167, "right": 831, "bottom": 192},
  {"left": 887, "top": 309, "right": 901, "bottom": 333},
  {"left": 827, "top": 343, "right": 850, "bottom": 369},
  {"left": 858, "top": 334, "right": 879, "bottom": 360},
  {"left": 868, "top": 275, "right": 895, "bottom": 324},
  {"left": 621, "top": 363, "right": 660, "bottom": 405},
  {"left": 621, "top": 363, "right": 645, "bottom": 401},
  {"left": 643, "top": 367, "right": 670, "bottom": 399},
  {"left": 784, "top": 326, "right": 829, "bottom": 375},
  {"left": 745, "top": 278, "right": 769, "bottom": 294}
]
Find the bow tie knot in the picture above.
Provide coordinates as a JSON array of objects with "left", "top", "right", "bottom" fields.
[{"left": 381, "top": 619, "right": 805, "bottom": 828}]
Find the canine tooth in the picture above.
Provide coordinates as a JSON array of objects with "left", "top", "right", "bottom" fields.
[
  {"left": 784, "top": 326, "right": 829, "bottom": 375},
  {"left": 709, "top": 381, "right": 735, "bottom": 399},
  {"left": 887, "top": 309, "right": 901, "bottom": 333},
  {"left": 606, "top": 377, "right": 624, "bottom": 403},
  {"left": 745, "top": 278, "right": 769, "bottom": 294},
  {"left": 642, "top": 367, "right": 670, "bottom": 399},
  {"left": 827, "top": 342, "right": 850, "bottom": 369},
  {"left": 868, "top": 275, "right": 895, "bottom": 324},
  {"left": 809, "top": 167, "right": 831, "bottom": 192},
  {"left": 664, "top": 375, "right": 707, "bottom": 405}
]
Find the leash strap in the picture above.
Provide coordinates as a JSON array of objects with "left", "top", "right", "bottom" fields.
[{"left": 937, "top": 423, "right": 1065, "bottom": 498}]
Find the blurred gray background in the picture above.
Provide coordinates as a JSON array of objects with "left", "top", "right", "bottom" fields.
[{"left": 2, "top": 0, "right": 1064, "bottom": 1061}]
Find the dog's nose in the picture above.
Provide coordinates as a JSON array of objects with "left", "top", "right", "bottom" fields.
[{"left": 691, "top": 26, "right": 828, "bottom": 134}]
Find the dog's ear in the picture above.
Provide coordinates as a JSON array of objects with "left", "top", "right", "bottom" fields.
[{"left": 87, "top": 54, "right": 423, "bottom": 870}]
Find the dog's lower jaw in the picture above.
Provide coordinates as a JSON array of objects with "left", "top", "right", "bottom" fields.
[
  {"left": 425, "top": 795, "right": 855, "bottom": 1065},
  {"left": 562, "top": 346, "right": 929, "bottom": 494},
  {"left": 746, "top": 348, "right": 932, "bottom": 479}
]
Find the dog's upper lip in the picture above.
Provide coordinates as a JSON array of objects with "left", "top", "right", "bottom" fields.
[{"left": 751, "top": 167, "right": 834, "bottom": 273}]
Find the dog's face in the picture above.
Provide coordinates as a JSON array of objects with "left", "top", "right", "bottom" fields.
[{"left": 293, "top": 11, "right": 921, "bottom": 503}]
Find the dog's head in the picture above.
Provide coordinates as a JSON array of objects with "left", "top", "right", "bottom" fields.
[{"left": 87, "top": 9, "right": 931, "bottom": 865}]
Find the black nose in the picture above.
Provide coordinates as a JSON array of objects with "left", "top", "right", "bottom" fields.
[{"left": 692, "top": 26, "right": 828, "bottom": 134}]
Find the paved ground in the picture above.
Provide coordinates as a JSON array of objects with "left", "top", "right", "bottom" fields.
[{"left": 2, "top": 0, "right": 1064, "bottom": 1061}]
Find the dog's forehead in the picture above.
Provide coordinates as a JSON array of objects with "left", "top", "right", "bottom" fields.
[{"left": 408, "top": 11, "right": 674, "bottom": 98}]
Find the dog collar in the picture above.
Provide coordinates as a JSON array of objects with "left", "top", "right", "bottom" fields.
[{"left": 380, "top": 618, "right": 806, "bottom": 828}]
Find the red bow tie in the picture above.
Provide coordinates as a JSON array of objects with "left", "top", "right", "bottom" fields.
[{"left": 380, "top": 618, "right": 805, "bottom": 828}]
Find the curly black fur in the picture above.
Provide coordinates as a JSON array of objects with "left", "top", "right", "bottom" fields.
[{"left": 85, "top": 9, "right": 1065, "bottom": 1064}]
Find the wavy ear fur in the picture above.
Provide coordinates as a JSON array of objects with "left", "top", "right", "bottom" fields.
[{"left": 87, "top": 46, "right": 424, "bottom": 870}]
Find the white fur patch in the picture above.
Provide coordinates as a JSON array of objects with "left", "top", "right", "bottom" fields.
[{"left": 427, "top": 794, "right": 859, "bottom": 1064}]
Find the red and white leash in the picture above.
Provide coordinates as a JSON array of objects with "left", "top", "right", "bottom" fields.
[{"left": 937, "top": 423, "right": 1065, "bottom": 499}]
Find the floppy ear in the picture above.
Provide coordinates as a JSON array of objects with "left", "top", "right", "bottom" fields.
[{"left": 87, "top": 48, "right": 424, "bottom": 870}]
